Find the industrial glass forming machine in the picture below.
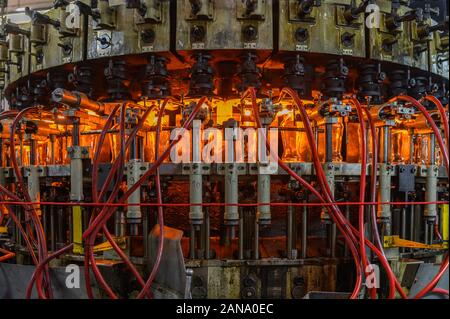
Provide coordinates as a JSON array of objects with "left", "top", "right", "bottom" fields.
[{"left": 0, "top": 0, "right": 448, "bottom": 299}]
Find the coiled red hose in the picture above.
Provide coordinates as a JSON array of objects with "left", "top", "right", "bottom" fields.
[
  {"left": 84, "top": 97, "right": 207, "bottom": 299},
  {"left": 9, "top": 107, "right": 52, "bottom": 298},
  {"left": 136, "top": 100, "right": 166, "bottom": 299}
]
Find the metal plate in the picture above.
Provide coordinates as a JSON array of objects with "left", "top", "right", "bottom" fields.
[{"left": 408, "top": 263, "right": 449, "bottom": 299}]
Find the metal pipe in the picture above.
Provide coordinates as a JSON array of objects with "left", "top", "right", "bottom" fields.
[
  {"left": 189, "top": 167, "right": 203, "bottom": 224},
  {"left": 50, "top": 204, "right": 56, "bottom": 252},
  {"left": 257, "top": 172, "right": 271, "bottom": 224},
  {"left": 401, "top": 201, "right": 407, "bottom": 253},
  {"left": 409, "top": 131, "right": 415, "bottom": 164},
  {"left": 344, "top": 205, "right": 350, "bottom": 257},
  {"left": 50, "top": 134, "right": 56, "bottom": 164},
  {"left": 254, "top": 215, "right": 259, "bottom": 260},
  {"left": 239, "top": 207, "right": 244, "bottom": 260},
  {"left": 127, "top": 159, "right": 142, "bottom": 236},
  {"left": 382, "top": 125, "right": 390, "bottom": 164},
  {"left": 287, "top": 204, "right": 294, "bottom": 259},
  {"left": 204, "top": 207, "right": 210, "bottom": 259},
  {"left": 224, "top": 164, "right": 239, "bottom": 225},
  {"left": 330, "top": 224, "right": 337, "bottom": 258},
  {"left": 301, "top": 204, "right": 307, "bottom": 259},
  {"left": 143, "top": 207, "right": 149, "bottom": 260},
  {"left": 51, "top": 88, "right": 105, "bottom": 114},
  {"left": 190, "top": 225, "right": 196, "bottom": 259},
  {"left": 257, "top": 126, "right": 271, "bottom": 225},
  {"left": 57, "top": 207, "right": 64, "bottom": 245},
  {"left": 429, "top": 134, "right": 436, "bottom": 165},
  {"left": 29, "top": 138, "right": 36, "bottom": 165},
  {"left": 325, "top": 121, "right": 333, "bottom": 163}
]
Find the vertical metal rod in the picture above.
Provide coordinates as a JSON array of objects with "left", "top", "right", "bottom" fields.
[
  {"left": 254, "top": 216, "right": 259, "bottom": 260},
  {"left": 17, "top": 207, "right": 22, "bottom": 246},
  {"left": 19, "top": 135, "right": 23, "bottom": 166},
  {"left": 414, "top": 205, "right": 421, "bottom": 242},
  {"left": 205, "top": 207, "right": 210, "bottom": 260},
  {"left": 68, "top": 207, "right": 73, "bottom": 245},
  {"left": 301, "top": 204, "right": 307, "bottom": 259},
  {"left": 190, "top": 225, "right": 196, "bottom": 259},
  {"left": 325, "top": 122, "right": 333, "bottom": 163},
  {"left": 42, "top": 205, "right": 47, "bottom": 244},
  {"left": 50, "top": 204, "right": 56, "bottom": 252},
  {"left": 331, "top": 224, "right": 337, "bottom": 258},
  {"left": 50, "top": 135, "right": 56, "bottom": 164},
  {"left": 287, "top": 205, "right": 293, "bottom": 259},
  {"left": 409, "top": 206, "right": 414, "bottom": 240},
  {"left": 143, "top": 207, "right": 149, "bottom": 261},
  {"left": 382, "top": 125, "right": 390, "bottom": 164},
  {"left": 344, "top": 205, "right": 350, "bottom": 257},
  {"left": 401, "top": 200, "right": 407, "bottom": 253},
  {"left": 199, "top": 221, "right": 205, "bottom": 258},
  {"left": 424, "top": 221, "right": 429, "bottom": 244},
  {"left": 325, "top": 118, "right": 336, "bottom": 257},
  {"left": 429, "top": 134, "right": 436, "bottom": 165},
  {"left": 239, "top": 207, "right": 244, "bottom": 260},
  {"left": 114, "top": 210, "right": 121, "bottom": 237},
  {"left": 429, "top": 223, "right": 434, "bottom": 244},
  {"left": 409, "top": 131, "right": 415, "bottom": 164},
  {"left": 29, "top": 139, "right": 36, "bottom": 165},
  {"left": 57, "top": 207, "right": 63, "bottom": 245}
]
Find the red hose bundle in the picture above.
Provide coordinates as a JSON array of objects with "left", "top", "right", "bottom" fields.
[{"left": 1, "top": 91, "right": 447, "bottom": 300}]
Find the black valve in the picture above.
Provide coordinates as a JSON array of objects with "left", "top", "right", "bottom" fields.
[
  {"left": 386, "top": 1, "right": 422, "bottom": 31},
  {"left": 126, "top": 0, "right": 142, "bottom": 8},
  {"left": 341, "top": 32, "right": 355, "bottom": 47},
  {"left": 74, "top": 0, "right": 100, "bottom": 19},
  {"left": 1, "top": 23, "right": 31, "bottom": 37},
  {"left": 382, "top": 36, "right": 398, "bottom": 51},
  {"left": 189, "top": 0, "right": 202, "bottom": 15},
  {"left": 191, "top": 25, "right": 205, "bottom": 42},
  {"left": 344, "top": 0, "right": 370, "bottom": 23},
  {"left": 25, "top": 7, "right": 61, "bottom": 29},
  {"left": 295, "top": 27, "right": 309, "bottom": 42},
  {"left": 126, "top": 0, "right": 147, "bottom": 17},
  {"left": 189, "top": 53, "right": 214, "bottom": 97},
  {"left": 297, "top": 0, "right": 321, "bottom": 18},
  {"left": 244, "top": 0, "right": 258, "bottom": 15},
  {"left": 53, "top": 0, "right": 70, "bottom": 9},
  {"left": 96, "top": 34, "right": 112, "bottom": 48},
  {"left": 141, "top": 28, "right": 155, "bottom": 44},
  {"left": 243, "top": 25, "right": 258, "bottom": 41},
  {"left": 417, "top": 18, "right": 449, "bottom": 39},
  {"left": 57, "top": 42, "right": 73, "bottom": 55}
]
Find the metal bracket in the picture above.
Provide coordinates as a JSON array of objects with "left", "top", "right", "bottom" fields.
[{"left": 384, "top": 235, "right": 448, "bottom": 250}]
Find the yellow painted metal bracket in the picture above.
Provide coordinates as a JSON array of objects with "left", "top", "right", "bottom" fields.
[
  {"left": 384, "top": 235, "right": 448, "bottom": 250},
  {"left": 441, "top": 204, "right": 449, "bottom": 244},
  {"left": 72, "top": 204, "right": 127, "bottom": 254},
  {"left": 0, "top": 226, "right": 7, "bottom": 234},
  {"left": 93, "top": 237, "right": 127, "bottom": 253},
  {"left": 72, "top": 205, "right": 84, "bottom": 254}
]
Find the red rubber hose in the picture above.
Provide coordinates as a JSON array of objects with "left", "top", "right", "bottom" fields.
[
  {"left": 243, "top": 87, "right": 365, "bottom": 298},
  {"left": 0, "top": 247, "right": 15, "bottom": 262},
  {"left": 136, "top": 99, "right": 166, "bottom": 299},
  {"left": 413, "top": 254, "right": 449, "bottom": 299},
  {"left": 424, "top": 95, "right": 449, "bottom": 144}
]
